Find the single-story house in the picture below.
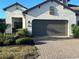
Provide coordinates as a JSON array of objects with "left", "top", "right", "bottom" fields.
[{"left": 3, "top": 0, "right": 79, "bottom": 37}]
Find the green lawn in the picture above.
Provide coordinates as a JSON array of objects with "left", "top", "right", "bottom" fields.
[{"left": 0, "top": 45, "right": 38, "bottom": 59}]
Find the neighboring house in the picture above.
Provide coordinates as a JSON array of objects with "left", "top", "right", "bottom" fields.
[
  {"left": 3, "top": 0, "right": 79, "bottom": 37},
  {"left": 68, "top": 4, "right": 79, "bottom": 25}
]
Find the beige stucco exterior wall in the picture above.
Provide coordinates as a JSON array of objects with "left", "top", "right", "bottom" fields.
[
  {"left": 26, "top": 1, "right": 76, "bottom": 37},
  {"left": 5, "top": 5, "right": 27, "bottom": 33}
]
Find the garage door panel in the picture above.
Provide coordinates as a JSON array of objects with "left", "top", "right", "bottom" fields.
[
  {"left": 32, "top": 20, "right": 68, "bottom": 36},
  {"left": 32, "top": 21, "right": 47, "bottom": 36},
  {"left": 47, "top": 23, "right": 67, "bottom": 36}
]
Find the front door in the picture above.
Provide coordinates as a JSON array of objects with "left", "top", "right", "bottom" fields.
[{"left": 12, "top": 18, "right": 22, "bottom": 33}]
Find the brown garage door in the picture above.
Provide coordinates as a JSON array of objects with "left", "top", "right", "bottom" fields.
[{"left": 32, "top": 20, "right": 68, "bottom": 36}]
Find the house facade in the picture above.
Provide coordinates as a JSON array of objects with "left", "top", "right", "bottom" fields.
[{"left": 3, "top": 0, "right": 79, "bottom": 37}]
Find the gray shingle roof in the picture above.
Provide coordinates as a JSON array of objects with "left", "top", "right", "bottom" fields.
[{"left": 23, "top": 0, "right": 74, "bottom": 13}]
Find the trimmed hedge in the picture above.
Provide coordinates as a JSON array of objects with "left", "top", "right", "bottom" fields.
[
  {"left": 0, "top": 37, "right": 33, "bottom": 46},
  {"left": 0, "top": 33, "right": 14, "bottom": 40},
  {"left": 16, "top": 37, "right": 33, "bottom": 45},
  {"left": 4, "top": 39, "right": 15, "bottom": 45}
]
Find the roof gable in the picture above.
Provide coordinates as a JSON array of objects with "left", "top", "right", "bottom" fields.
[
  {"left": 23, "top": 0, "right": 74, "bottom": 13},
  {"left": 3, "top": 2, "right": 28, "bottom": 11}
]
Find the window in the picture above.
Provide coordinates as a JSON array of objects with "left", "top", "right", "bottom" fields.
[{"left": 50, "top": 6, "right": 55, "bottom": 15}]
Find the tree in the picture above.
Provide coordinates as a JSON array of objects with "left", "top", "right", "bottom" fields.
[{"left": 0, "top": 23, "right": 10, "bottom": 33}]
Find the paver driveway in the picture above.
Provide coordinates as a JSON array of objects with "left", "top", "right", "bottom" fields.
[{"left": 34, "top": 37, "right": 79, "bottom": 59}]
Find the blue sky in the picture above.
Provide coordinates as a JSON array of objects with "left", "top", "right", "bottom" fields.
[{"left": 0, "top": 0, "right": 79, "bottom": 19}]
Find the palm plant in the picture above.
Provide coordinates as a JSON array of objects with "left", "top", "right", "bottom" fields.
[{"left": 0, "top": 23, "right": 10, "bottom": 33}]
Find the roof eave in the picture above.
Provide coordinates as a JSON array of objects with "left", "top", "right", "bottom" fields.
[{"left": 3, "top": 2, "right": 28, "bottom": 11}]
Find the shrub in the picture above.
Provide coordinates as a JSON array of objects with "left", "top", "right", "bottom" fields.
[
  {"left": 72, "top": 24, "right": 79, "bottom": 38},
  {"left": 0, "top": 23, "right": 10, "bottom": 33},
  {"left": 0, "top": 39, "right": 3, "bottom": 46},
  {"left": 16, "top": 37, "right": 33, "bottom": 45},
  {"left": 5, "top": 33, "right": 14, "bottom": 40},
  {"left": 16, "top": 29, "right": 29, "bottom": 37},
  {"left": 4, "top": 39, "right": 15, "bottom": 45},
  {"left": 0, "top": 34, "right": 4, "bottom": 46},
  {"left": 0, "top": 34, "right": 3, "bottom": 40},
  {"left": 0, "top": 33, "right": 15, "bottom": 46},
  {"left": 0, "top": 33, "right": 14, "bottom": 40}
]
